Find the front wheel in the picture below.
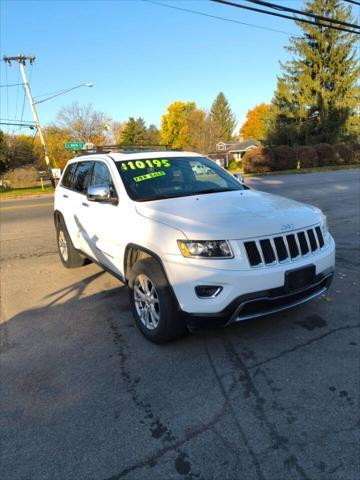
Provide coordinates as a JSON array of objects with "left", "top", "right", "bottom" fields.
[
  {"left": 128, "top": 257, "right": 187, "bottom": 343},
  {"left": 56, "top": 218, "right": 86, "bottom": 269}
]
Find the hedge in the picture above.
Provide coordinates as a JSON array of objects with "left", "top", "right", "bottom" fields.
[
  {"left": 242, "top": 143, "right": 359, "bottom": 174},
  {"left": 242, "top": 147, "right": 272, "bottom": 174},
  {"left": 298, "top": 146, "right": 318, "bottom": 168},
  {"left": 272, "top": 145, "right": 297, "bottom": 171},
  {"left": 315, "top": 143, "right": 337, "bottom": 166}
]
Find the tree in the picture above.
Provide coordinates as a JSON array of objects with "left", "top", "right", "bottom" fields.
[
  {"left": 146, "top": 124, "right": 161, "bottom": 145},
  {"left": 186, "top": 110, "right": 224, "bottom": 153},
  {"left": 109, "top": 121, "right": 126, "bottom": 144},
  {"left": 240, "top": 103, "right": 270, "bottom": 141},
  {"left": 120, "top": 117, "right": 148, "bottom": 145},
  {"left": 160, "top": 101, "right": 197, "bottom": 148},
  {"left": 210, "top": 92, "right": 236, "bottom": 141},
  {"left": 0, "top": 131, "right": 9, "bottom": 173},
  {"left": 5, "top": 134, "right": 38, "bottom": 170},
  {"left": 56, "top": 102, "right": 111, "bottom": 144},
  {"left": 267, "top": 0, "right": 359, "bottom": 145},
  {"left": 33, "top": 126, "right": 73, "bottom": 170}
]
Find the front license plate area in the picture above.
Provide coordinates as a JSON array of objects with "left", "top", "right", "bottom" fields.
[{"left": 285, "top": 265, "right": 316, "bottom": 292}]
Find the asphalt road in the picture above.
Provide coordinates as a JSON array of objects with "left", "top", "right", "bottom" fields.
[{"left": 1, "top": 170, "right": 359, "bottom": 480}]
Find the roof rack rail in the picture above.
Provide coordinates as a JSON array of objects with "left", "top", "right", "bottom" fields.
[{"left": 75, "top": 144, "right": 181, "bottom": 156}]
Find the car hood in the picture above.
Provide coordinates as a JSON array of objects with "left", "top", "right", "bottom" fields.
[{"left": 135, "top": 190, "right": 321, "bottom": 240}]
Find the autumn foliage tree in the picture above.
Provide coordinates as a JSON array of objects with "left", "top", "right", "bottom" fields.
[
  {"left": 240, "top": 103, "right": 270, "bottom": 141},
  {"left": 160, "top": 101, "right": 197, "bottom": 149}
]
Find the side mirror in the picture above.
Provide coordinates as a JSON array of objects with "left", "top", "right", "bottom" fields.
[
  {"left": 87, "top": 184, "right": 117, "bottom": 204},
  {"left": 233, "top": 173, "right": 245, "bottom": 184}
]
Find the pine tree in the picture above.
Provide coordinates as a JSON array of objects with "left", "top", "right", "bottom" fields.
[
  {"left": 267, "top": 0, "right": 359, "bottom": 145},
  {"left": 210, "top": 92, "right": 237, "bottom": 141},
  {"left": 120, "top": 117, "right": 148, "bottom": 145}
]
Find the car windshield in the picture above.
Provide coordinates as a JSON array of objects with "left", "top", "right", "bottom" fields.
[{"left": 116, "top": 156, "right": 244, "bottom": 202}]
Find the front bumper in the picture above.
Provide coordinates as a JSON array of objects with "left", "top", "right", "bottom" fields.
[
  {"left": 163, "top": 235, "right": 335, "bottom": 322},
  {"left": 183, "top": 268, "right": 333, "bottom": 329}
]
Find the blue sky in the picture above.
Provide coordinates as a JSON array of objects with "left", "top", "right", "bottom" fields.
[{"left": 1, "top": 0, "right": 305, "bottom": 135}]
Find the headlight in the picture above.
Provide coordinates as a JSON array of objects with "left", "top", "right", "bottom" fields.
[
  {"left": 177, "top": 240, "right": 233, "bottom": 258},
  {"left": 320, "top": 214, "right": 329, "bottom": 239}
]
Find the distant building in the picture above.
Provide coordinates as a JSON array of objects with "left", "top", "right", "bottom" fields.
[{"left": 208, "top": 140, "right": 257, "bottom": 168}]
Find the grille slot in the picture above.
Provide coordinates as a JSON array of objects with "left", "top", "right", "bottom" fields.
[
  {"left": 243, "top": 225, "right": 325, "bottom": 268},
  {"left": 297, "top": 231, "right": 309, "bottom": 255},
  {"left": 307, "top": 229, "right": 318, "bottom": 252},
  {"left": 274, "top": 237, "right": 288, "bottom": 262},
  {"left": 315, "top": 226, "right": 324, "bottom": 248},
  {"left": 244, "top": 241, "right": 262, "bottom": 266},
  {"left": 286, "top": 234, "right": 300, "bottom": 258},
  {"left": 259, "top": 239, "right": 276, "bottom": 264}
]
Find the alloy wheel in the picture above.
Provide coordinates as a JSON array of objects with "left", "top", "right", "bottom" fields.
[{"left": 133, "top": 274, "right": 160, "bottom": 330}]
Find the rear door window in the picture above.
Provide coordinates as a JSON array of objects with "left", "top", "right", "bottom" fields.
[
  {"left": 72, "top": 161, "right": 94, "bottom": 194},
  {"left": 61, "top": 163, "right": 77, "bottom": 189}
]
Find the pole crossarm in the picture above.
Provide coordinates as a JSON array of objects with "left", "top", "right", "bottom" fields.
[{"left": 3, "top": 55, "right": 35, "bottom": 65}]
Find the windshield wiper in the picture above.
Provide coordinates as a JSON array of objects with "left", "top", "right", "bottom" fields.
[
  {"left": 194, "top": 188, "right": 240, "bottom": 195},
  {"left": 137, "top": 188, "right": 240, "bottom": 202}
]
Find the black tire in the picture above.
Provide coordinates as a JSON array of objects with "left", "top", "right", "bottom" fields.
[
  {"left": 56, "top": 218, "right": 86, "bottom": 269},
  {"left": 128, "top": 257, "right": 187, "bottom": 343}
]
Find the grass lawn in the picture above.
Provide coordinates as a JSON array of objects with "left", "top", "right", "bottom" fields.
[
  {"left": 0, "top": 185, "right": 55, "bottom": 198},
  {"left": 229, "top": 164, "right": 360, "bottom": 176}
]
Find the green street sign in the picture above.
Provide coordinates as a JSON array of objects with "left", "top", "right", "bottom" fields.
[{"left": 64, "top": 142, "right": 85, "bottom": 150}]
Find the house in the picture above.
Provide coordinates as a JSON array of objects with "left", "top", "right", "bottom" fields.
[{"left": 208, "top": 140, "right": 257, "bottom": 168}]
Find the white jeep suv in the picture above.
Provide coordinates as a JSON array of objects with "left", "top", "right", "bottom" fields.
[{"left": 54, "top": 149, "right": 335, "bottom": 343}]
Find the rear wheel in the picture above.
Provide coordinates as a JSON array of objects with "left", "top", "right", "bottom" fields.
[
  {"left": 56, "top": 218, "right": 86, "bottom": 268},
  {"left": 128, "top": 257, "right": 187, "bottom": 343}
]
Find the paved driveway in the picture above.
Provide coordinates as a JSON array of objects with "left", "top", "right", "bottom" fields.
[{"left": 1, "top": 170, "right": 359, "bottom": 480}]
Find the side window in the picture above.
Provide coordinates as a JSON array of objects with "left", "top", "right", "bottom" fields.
[
  {"left": 72, "top": 161, "right": 94, "bottom": 194},
  {"left": 90, "top": 162, "right": 117, "bottom": 198},
  {"left": 61, "top": 163, "right": 77, "bottom": 189}
]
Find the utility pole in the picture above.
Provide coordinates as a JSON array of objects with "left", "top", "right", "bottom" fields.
[{"left": 3, "top": 55, "right": 55, "bottom": 186}]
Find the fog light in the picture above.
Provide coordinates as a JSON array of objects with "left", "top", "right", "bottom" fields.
[{"left": 195, "top": 286, "right": 223, "bottom": 298}]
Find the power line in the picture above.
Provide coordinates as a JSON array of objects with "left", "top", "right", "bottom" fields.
[
  {"left": 144, "top": 0, "right": 298, "bottom": 36},
  {"left": 0, "top": 122, "right": 36, "bottom": 129},
  {"left": 0, "top": 83, "right": 25, "bottom": 88},
  {"left": 244, "top": 0, "right": 360, "bottom": 30},
  {"left": 343, "top": 0, "right": 360, "bottom": 6},
  {"left": 211, "top": 0, "right": 360, "bottom": 34}
]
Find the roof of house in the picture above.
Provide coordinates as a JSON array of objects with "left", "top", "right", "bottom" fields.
[{"left": 216, "top": 140, "right": 257, "bottom": 152}]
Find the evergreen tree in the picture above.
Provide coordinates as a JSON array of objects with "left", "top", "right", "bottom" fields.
[
  {"left": 210, "top": 92, "right": 236, "bottom": 141},
  {"left": 267, "top": 0, "right": 359, "bottom": 145},
  {"left": 120, "top": 117, "right": 148, "bottom": 145}
]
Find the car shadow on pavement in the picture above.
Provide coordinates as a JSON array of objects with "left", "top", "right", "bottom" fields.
[{"left": 1, "top": 271, "right": 359, "bottom": 480}]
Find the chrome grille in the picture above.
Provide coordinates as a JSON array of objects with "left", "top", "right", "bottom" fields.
[{"left": 243, "top": 226, "right": 325, "bottom": 267}]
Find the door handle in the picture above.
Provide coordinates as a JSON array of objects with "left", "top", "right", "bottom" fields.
[
  {"left": 63, "top": 194, "right": 68, "bottom": 198},
  {"left": 82, "top": 202, "right": 89, "bottom": 207}
]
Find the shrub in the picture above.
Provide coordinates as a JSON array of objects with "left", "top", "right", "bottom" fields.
[
  {"left": 315, "top": 143, "right": 336, "bottom": 166},
  {"left": 228, "top": 159, "right": 241, "bottom": 171},
  {"left": 350, "top": 143, "right": 360, "bottom": 164},
  {"left": 333, "top": 143, "right": 353, "bottom": 165},
  {"left": 297, "top": 146, "right": 318, "bottom": 168},
  {"left": 3, "top": 165, "right": 38, "bottom": 188},
  {"left": 271, "top": 145, "right": 297, "bottom": 170},
  {"left": 242, "top": 147, "right": 272, "bottom": 174}
]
